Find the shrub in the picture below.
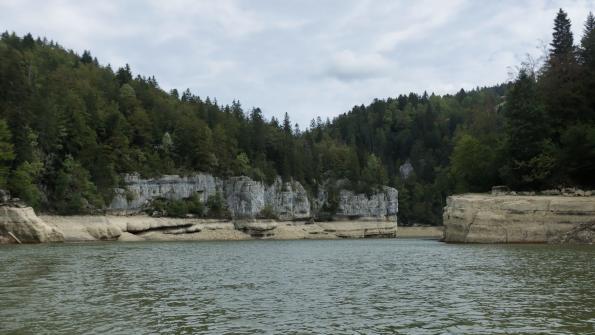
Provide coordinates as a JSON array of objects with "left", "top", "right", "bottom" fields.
[
  {"left": 165, "top": 199, "right": 188, "bottom": 218},
  {"left": 206, "top": 192, "right": 230, "bottom": 219},
  {"left": 186, "top": 194, "right": 205, "bottom": 216},
  {"left": 258, "top": 205, "right": 277, "bottom": 219}
]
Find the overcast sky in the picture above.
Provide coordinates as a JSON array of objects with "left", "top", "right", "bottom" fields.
[{"left": 1, "top": 0, "right": 594, "bottom": 127}]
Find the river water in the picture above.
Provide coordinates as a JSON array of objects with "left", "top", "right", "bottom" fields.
[{"left": 1, "top": 239, "right": 594, "bottom": 334}]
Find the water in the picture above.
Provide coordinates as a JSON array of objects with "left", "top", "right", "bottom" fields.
[{"left": 1, "top": 239, "right": 594, "bottom": 335}]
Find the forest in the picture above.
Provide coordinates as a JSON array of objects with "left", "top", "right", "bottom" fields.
[{"left": 0, "top": 9, "right": 594, "bottom": 225}]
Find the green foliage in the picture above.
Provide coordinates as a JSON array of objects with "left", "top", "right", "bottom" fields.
[
  {"left": 1, "top": 14, "right": 594, "bottom": 225},
  {"left": 0, "top": 119, "right": 14, "bottom": 187},
  {"left": 206, "top": 192, "right": 230, "bottom": 219},
  {"left": 164, "top": 199, "right": 188, "bottom": 218},
  {"left": 258, "top": 205, "right": 278, "bottom": 219},
  {"left": 8, "top": 161, "right": 43, "bottom": 209},
  {"left": 186, "top": 194, "right": 206, "bottom": 216},
  {"left": 53, "top": 156, "right": 104, "bottom": 214},
  {"left": 233, "top": 152, "right": 251, "bottom": 176},
  {"left": 502, "top": 70, "right": 551, "bottom": 189},
  {"left": 361, "top": 154, "right": 388, "bottom": 192},
  {"left": 559, "top": 124, "right": 595, "bottom": 187},
  {"left": 450, "top": 133, "right": 499, "bottom": 193},
  {"left": 146, "top": 194, "right": 206, "bottom": 218},
  {"left": 551, "top": 9, "right": 574, "bottom": 56}
]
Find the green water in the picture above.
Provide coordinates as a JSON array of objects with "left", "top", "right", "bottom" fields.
[{"left": 1, "top": 239, "right": 594, "bottom": 334}]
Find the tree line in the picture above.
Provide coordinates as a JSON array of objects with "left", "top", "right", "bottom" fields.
[{"left": 0, "top": 9, "right": 593, "bottom": 224}]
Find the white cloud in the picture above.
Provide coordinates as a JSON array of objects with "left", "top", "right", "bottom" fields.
[
  {"left": 1, "top": 0, "right": 594, "bottom": 127},
  {"left": 326, "top": 50, "right": 393, "bottom": 81}
]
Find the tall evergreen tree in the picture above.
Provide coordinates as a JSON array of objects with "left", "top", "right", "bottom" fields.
[
  {"left": 580, "top": 12, "right": 595, "bottom": 63},
  {"left": 0, "top": 120, "right": 14, "bottom": 188},
  {"left": 550, "top": 9, "right": 574, "bottom": 57},
  {"left": 502, "top": 70, "right": 553, "bottom": 189},
  {"left": 541, "top": 8, "right": 584, "bottom": 127},
  {"left": 580, "top": 12, "right": 595, "bottom": 120}
]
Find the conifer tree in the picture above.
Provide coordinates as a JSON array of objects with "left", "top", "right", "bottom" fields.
[
  {"left": 580, "top": 12, "right": 595, "bottom": 120},
  {"left": 502, "top": 70, "right": 552, "bottom": 189},
  {"left": 541, "top": 8, "right": 583, "bottom": 127},
  {"left": 550, "top": 9, "right": 574, "bottom": 57}
]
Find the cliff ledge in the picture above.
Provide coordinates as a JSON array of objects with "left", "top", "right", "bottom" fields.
[{"left": 443, "top": 193, "right": 595, "bottom": 243}]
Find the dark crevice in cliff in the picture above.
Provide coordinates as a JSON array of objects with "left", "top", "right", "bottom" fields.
[{"left": 129, "top": 223, "right": 194, "bottom": 235}]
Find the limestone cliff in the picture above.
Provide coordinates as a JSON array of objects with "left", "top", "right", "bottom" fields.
[
  {"left": 334, "top": 187, "right": 398, "bottom": 220},
  {"left": 443, "top": 194, "right": 595, "bottom": 243},
  {"left": 0, "top": 206, "right": 64, "bottom": 243},
  {"left": 109, "top": 173, "right": 397, "bottom": 221}
]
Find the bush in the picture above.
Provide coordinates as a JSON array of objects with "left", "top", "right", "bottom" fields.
[
  {"left": 206, "top": 192, "right": 230, "bottom": 219},
  {"left": 258, "top": 205, "right": 277, "bottom": 219},
  {"left": 146, "top": 194, "right": 208, "bottom": 218},
  {"left": 53, "top": 156, "right": 104, "bottom": 214},
  {"left": 165, "top": 199, "right": 188, "bottom": 218},
  {"left": 8, "top": 161, "right": 43, "bottom": 209},
  {"left": 186, "top": 194, "right": 205, "bottom": 216}
]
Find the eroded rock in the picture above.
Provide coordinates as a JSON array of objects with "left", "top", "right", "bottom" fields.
[
  {"left": 108, "top": 173, "right": 396, "bottom": 222},
  {"left": 1, "top": 206, "right": 64, "bottom": 243},
  {"left": 443, "top": 194, "right": 595, "bottom": 243}
]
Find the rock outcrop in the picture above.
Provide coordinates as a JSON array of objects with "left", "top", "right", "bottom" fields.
[
  {"left": 443, "top": 194, "right": 595, "bottom": 243},
  {"left": 41, "top": 215, "right": 121, "bottom": 242},
  {"left": 36, "top": 215, "right": 397, "bottom": 242},
  {"left": 109, "top": 173, "right": 397, "bottom": 222},
  {"left": 0, "top": 206, "right": 64, "bottom": 243},
  {"left": 1, "top": 172, "right": 399, "bottom": 244},
  {"left": 335, "top": 187, "right": 398, "bottom": 220},
  {"left": 109, "top": 173, "right": 220, "bottom": 214}
]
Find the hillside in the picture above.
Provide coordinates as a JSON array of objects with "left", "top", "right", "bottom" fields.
[{"left": 0, "top": 9, "right": 594, "bottom": 225}]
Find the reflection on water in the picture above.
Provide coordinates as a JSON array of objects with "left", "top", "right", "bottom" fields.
[{"left": 1, "top": 240, "right": 594, "bottom": 334}]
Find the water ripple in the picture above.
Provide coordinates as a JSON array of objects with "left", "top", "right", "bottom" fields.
[{"left": 1, "top": 240, "right": 594, "bottom": 334}]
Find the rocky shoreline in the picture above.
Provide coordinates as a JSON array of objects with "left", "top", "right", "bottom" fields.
[
  {"left": 44, "top": 215, "right": 399, "bottom": 242},
  {"left": 443, "top": 193, "right": 595, "bottom": 244},
  {"left": 0, "top": 205, "right": 402, "bottom": 244},
  {"left": 0, "top": 172, "right": 406, "bottom": 244}
]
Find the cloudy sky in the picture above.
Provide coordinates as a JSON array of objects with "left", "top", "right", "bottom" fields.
[{"left": 1, "top": 0, "right": 594, "bottom": 127}]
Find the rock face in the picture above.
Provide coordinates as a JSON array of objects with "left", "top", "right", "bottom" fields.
[
  {"left": 41, "top": 215, "right": 121, "bottom": 242},
  {"left": 110, "top": 173, "right": 220, "bottom": 213},
  {"left": 35, "top": 215, "right": 397, "bottom": 242},
  {"left": 335, "top": 187, "right": 398, "bottom": 220},
  {"left": 0, "top": 172, "right": 399, "bottom": 244},
  {"left": 109, "top": 173, "right": 397, "bottom": 222},
  {"left": 0, "top": 206, "right": 64, "bottom": 243},
  {"left": 443, "top": 194, "right": 595, "bottom": 243}
]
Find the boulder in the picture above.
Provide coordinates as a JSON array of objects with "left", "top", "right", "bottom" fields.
[
  {"left": 41, "top": 215, "right": 122, "bottom": 242},
  {"left": 0, "top": 206, "right": 64, "bottom": 243},
  {"left": 318, "top": 220, "right": 397, "bottom": 238},
  {"left": 443, "top": 194, "right": 595, "bottom": 243},
  {"left": 234, "top": 219, "right": 278, "bottom": 238}
]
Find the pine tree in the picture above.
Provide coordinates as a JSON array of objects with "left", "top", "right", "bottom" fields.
[
  {"left": 116, "top": 64, "right": 133, "bottom": 85},
  {"left": 0, "top": 120, "right": 15, "bottom": 188},
  {"left": 502, "top": 70, "right": 553, "bottom": 189},
  {"left": 580, "top": 12, "right": 595, "bottom": 63},
  {"left": 81, "top": 50, "right": 93, "bottom": 64},
  {"left": 550, "top": 9, "right": 574, "bottom": 57},
  {"left": 541, "top": 9, "right": 584, "bottom": 126},
  {"left": 283, "top": 112, "right": 292, "bottom": 134},
  {"left": 580, "top": 12, "right": 595, "bottom": 120}
]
